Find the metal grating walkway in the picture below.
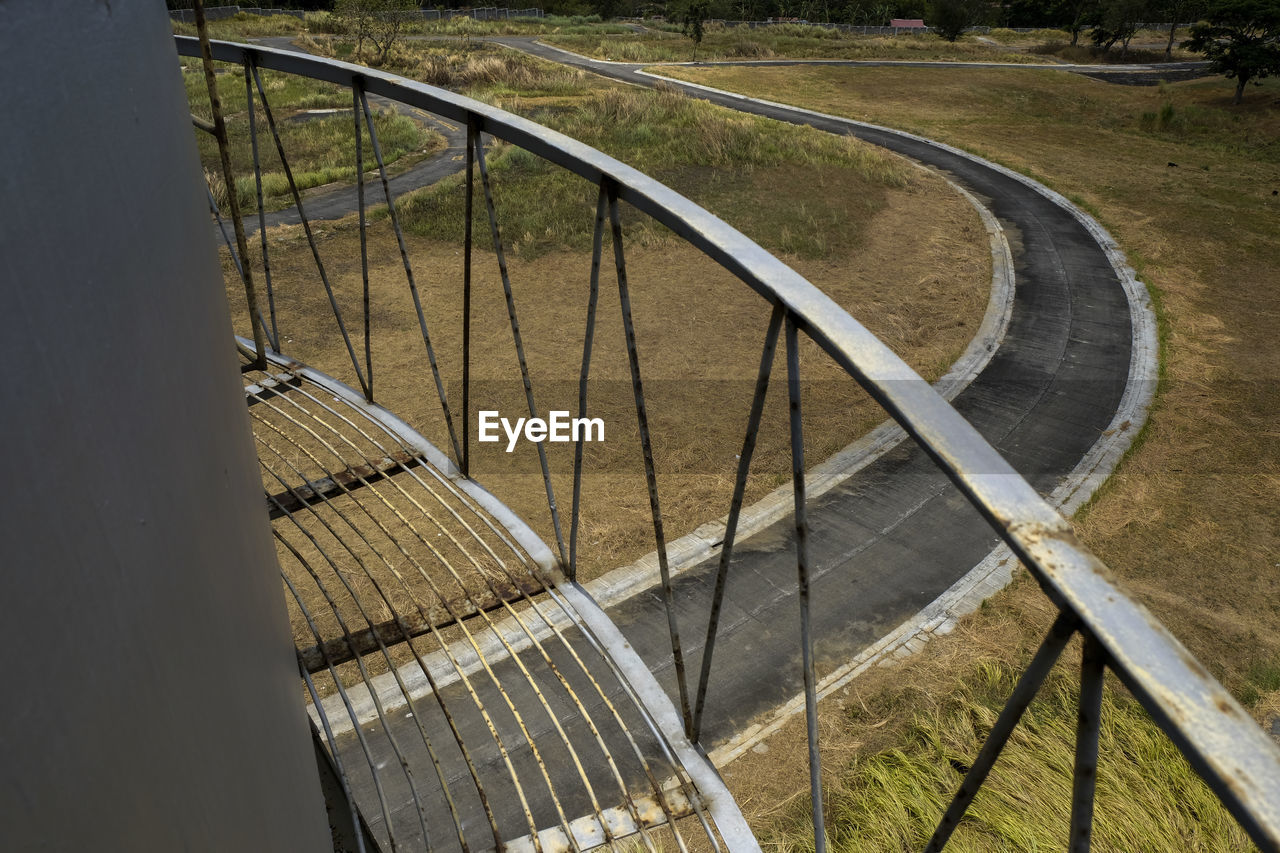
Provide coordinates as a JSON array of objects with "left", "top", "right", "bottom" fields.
[{"left": 243, "top": 347, "right": 749, "bottom": 853}]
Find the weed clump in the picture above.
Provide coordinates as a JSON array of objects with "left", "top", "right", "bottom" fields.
[{"left": 765, "top": 662, "right": 1253, "bottom": 851}]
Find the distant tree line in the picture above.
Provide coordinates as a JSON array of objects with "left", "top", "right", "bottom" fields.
[{"left": 169, "top": 0, "right": 1280, "bottom": 102}]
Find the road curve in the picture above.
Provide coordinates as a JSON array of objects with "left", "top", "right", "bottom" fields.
[{"left": 499, "top": 37, "right": 1146, "bottom": 746}]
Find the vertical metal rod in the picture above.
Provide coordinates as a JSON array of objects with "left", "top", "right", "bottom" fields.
[
  {"left": 472, "top": 130, "right": 567, "bottom": 569},
  {"left": 200, "top": 92, "right": 271, "bottom": 352},
  {"left": 359, "top": 90, "right": 462, "bottom": 461},
  {"left": 193, "top": 0, "right": 267, "bottom": 371},
  {"left": 925, "top": 610, "right": 1080, "bottom": 852},
  {"left": 785, "top": 314, "right": 826, "bottom": 853},
  {"left": 462, "top": 119, "right": 475, "bottom": 478},
  {"left": 277, "top": 564, "right": 403, "bottom": 850},
  {"left": 250, "top": 64, "right": 370, "bottom": 399},
  {"left": 570, "top": 184, "right": 608, "bottom": 583},
  {"left": 304, "top": 690, "right": 372, "bottom": 853},
  {"left": 1069, "top": 632, "right": 1107, "bottom": 852},
  {"left": 691, "top": 302, "right": 784, "bottom": 744},
  {"left": 207, "top": 184, "right": 246, "bottom": 280},
  {"left": 243, "top": 58, "right": 278, "bottom": 352},
  {"left": 355, "top": 83, "right": 372, "bottom": 402},
  {"left": 607, "top": 183, "right": 692, "bottom": 735}
]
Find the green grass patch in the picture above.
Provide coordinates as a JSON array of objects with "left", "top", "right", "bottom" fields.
[
  {"left": 184, "top": 63, "right": 441, "bottom": 214},
  {"left": 767, "top": 663, "right": 1253, "bottom": 852},
  {"left": 395, "top": 82, "right": 908, "bottom": 259}
]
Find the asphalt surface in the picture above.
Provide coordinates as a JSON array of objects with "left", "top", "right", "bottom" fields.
[{"left": 257, "top": 40, "right": 1138, "bottom": 847}]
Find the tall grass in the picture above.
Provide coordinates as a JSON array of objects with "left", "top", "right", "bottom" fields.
[
  {"left": 395, "top": 84, "right": 908, "bottom": 259},
  {"left": 544, "top": 29, "right": 1054, "bottom": 63},
  {"left": 767, "top": 663, "right": 1254, "bottom": 852},
  {"left": 172, "top": 11, "right": 307, "bottom": 39}
]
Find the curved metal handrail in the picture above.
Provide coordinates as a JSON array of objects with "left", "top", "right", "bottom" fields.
[{"left": 177, "top": 36, "right": 1280, "bottom": 851}]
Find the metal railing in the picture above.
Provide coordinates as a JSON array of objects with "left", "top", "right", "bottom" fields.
[{"left": 177, "top": 35, "right": 1280, "bottom": 853}]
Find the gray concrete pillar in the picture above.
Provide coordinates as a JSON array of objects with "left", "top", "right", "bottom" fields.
[{"left": 0, "top": 2, "right": 330, "bottom": 848}]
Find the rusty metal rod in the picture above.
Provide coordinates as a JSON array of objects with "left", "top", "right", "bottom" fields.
[
  {"left": 249, "top": 63, "right": 369, "bottom": 398},
  {"left": 570, "top": 184, "right": 608, "bottom": 583},
  {"left": 785, "top": 313, "right": 825, "bottom": 853},
  {"left": 358, "top": 88, "right": 463, "bottom": 467},
  {"left": 472, "top": 130, "right": 567, "bottom": 569},
  {"left": 925, "top": 611, "right": 1080, "bottom": 851},
  {"left": 608, "top": 182, "right": 693, "bottom": 736},
  {"left": 462, "top": 119, "right": 475, "bottom": 478},
  {"left": 1069, "top": 632, "right": 1107, "bottom": 852},
  {"left": 692, "top": 303, "right": 784, "bottom": 745},
  {"left": 242, "top": 59, "right": 279, "bottom": 352},
  {"left": 355, "top": 82, "right": 372, "bottom": 402},
  {"left": 193, "top": 0, "right": 267, "bottom": 370}
]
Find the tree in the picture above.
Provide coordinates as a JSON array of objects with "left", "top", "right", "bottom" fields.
[
  {"left": 1091, "top": 0, "right": 1148, "bottom": 58},
  {"left": 1158, "top": 0, "right": 1205, "bottom": 58},
  {"left": 335, "top": 0, "right": 416, "bottom": 65},
  {"left": 368, "top": 0, "right": 417, "bottom": 65},
  {"left": 678, "top": 0, "right": 712, "bottom": 61},
  {"left": 1183, "top": 0, "right": 1280, "bottom": 102},
  {"left": 930, "top": 0, "right": 983, "bottom": 40}
]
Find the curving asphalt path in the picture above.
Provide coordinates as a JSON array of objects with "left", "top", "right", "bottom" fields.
[{"left": 496, "top": 37, "right": 1138, "bottom": 744}]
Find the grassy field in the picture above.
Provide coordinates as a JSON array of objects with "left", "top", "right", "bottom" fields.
[
  {"left": 544, "top": 24, "right": 1056, "bottom": 64},
  {"left": 656, "top": 62, "right": 1279, "bottom": 848},
  {"left": 184, "top": 61, "right": 441, "bottom": 214}
]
